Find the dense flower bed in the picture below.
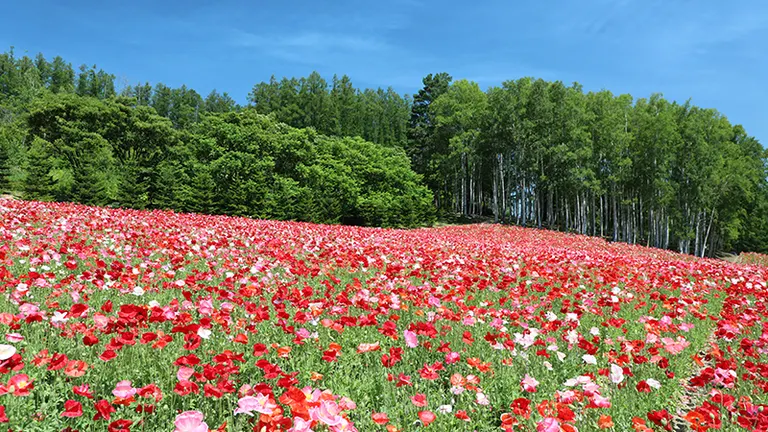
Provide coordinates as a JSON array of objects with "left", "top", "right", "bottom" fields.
[
  {"left": 0, "top": 200, "right": 767, "bottom": 431},
  {"left": 740, "top": 253, "right": 768, "bottom": 268}
]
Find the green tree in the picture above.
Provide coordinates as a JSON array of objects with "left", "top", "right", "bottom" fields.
[
  {"left": 76, "top": 64, "right": 115, "bottom": 99},
  {"left": 49, "top": 56, "right": 75, "bottom": 94},
  {"left": 430, "top": 79, "right": 488, "bottom": 216},
  {"left": 407, "top": 72, "right": 452, "bottom": 179},
  {"left": 151, "top": 83, "right": 173, "bottom": 118},
  {"left": 204, "top": 90, "right": 237, "bottom": 113}
]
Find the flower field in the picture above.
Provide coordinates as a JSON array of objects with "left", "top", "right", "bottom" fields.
[
  {"left": 1, "top": 200, "right": 767, "bottom": 432},
  {"left": 739, "top": 253, "right": 768, "bottom": 268}
]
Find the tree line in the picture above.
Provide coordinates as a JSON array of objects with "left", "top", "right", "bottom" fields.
[
  {"left": 1, "top": 48, "right": 766, "bottom": 254},
  {"left": 0, "top": 48, "right": 433, "bottom": 227},
  {"left": 250, "top": 72, "right": 768, "bottom": 256},
  {"left": 413, "top": 76, "right": 768, "bottom": 257}
]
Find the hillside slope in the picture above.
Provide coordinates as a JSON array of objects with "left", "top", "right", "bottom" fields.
[{"left": 0, "top": 199, "right": 766, "bottom": 431}]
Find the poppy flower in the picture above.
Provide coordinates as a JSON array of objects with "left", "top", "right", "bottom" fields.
[
  {"left": 93, "top": 399, "right": 116, "bottom": 421},
  {"left": 73, "top": 384, "right": 94, "bottom": 399},
  {"left": 112, "top": 380, "right": 137, "bottom": 399},
  {"left": 357, "top": 342, "right": 381, "bottom": 353},
  {"left": 174, "top": 381, "right": 200, "bottom": 396},
  {"left": 521, "top": 374, "right": 539, "bottom": 392},
  {"left": 64, "top": 360, "right": 88, "bottom": 377},
  {"left": 418, "top": 410, "right": 436, "bottom": 426},
  {"left": 371, "top": 412, "right": 389, "bottom": 425},
  {"left": 61, "top": 400, "right": 83, "bottom": 418},
  {"left": 234, "top": 394, "right": 277, "bottom": 416},
  {"left": 404, "top": 330, "right": 418, "bottom": 348},
  {"left": 48, "top": 353, "right": 68, "bottom": 370},
  {"left": 598, "top": 414, "right": 614, "bottom": 429},
  {"left": 511, "top": 397, "right": 532, "bottom": 418},
  {"left": 636, "top": 380, "right": 651, "bottom": 393},
  {"left": 410, "top": 393, "right": 427, "bottom": 407},
  {"left": 107, "top": 419, "right": 133, "bottom": 432},
  {"left": 99, "top": 350, "right": 117, "bottom": 362},
  {"left": 7, "top": 374, "right": 32, "bottom": 396},
  {"left": 174, "top": 410, "right": 208, "bottom": 432},
  {"left": 610, "top": 364, "right": 624, "bottom": 384},
  {"left": 4, "top": 334, "right": 22, "bottom": 343},
  {"left": 537, "top": 418, "right": 560, "bottom": 432},
  {"left": 0, "top": 345, "right": 16, "bottom": 362},
  {"left": 177, "top": 367, "right": 194, "bottom": 382},
  {"left": 455, "top": 410, "right": 470, "bottom": 421}
]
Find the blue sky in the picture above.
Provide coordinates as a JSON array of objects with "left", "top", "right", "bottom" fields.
[{"left": 1, "top": 0, "right": 766, "bottom": 143}]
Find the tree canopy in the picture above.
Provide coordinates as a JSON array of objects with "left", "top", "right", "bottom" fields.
[
  {"left": 0, "top": 48, "right": 765, "bottom": 253},
  {"left": 0, "top": 49, "right": 433, "bottom": 228}
]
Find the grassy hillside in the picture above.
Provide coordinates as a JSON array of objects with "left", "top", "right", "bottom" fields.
[{"left": 0, "top": 199, "right": 766, "bottom": 431}]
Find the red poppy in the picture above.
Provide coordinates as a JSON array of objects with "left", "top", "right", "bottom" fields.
[
  {"left": 64, "top": 360, "right": 88, "bottom": 377},
  {"left": 107, "top": 419, "right": 133, "bottom": 432},
  {"left": 99, "top": 350, "right": 117, "bottom": 362},
  {"left": 73, "top": 384, "right": 94, "bottom": 399},
  {"left": 252, "top": 343, "right": 268, "bottom": 357},
  {"left": 83, "top": 334, "right": 100, "bottom": 346},
  {"left": 418, "top": 410, "right": 436, "bottom": 426},
  {"left": 174, "top": 380, "right": 200, "bottom": 396},
  {"left": 511, "top": 397, "right": 532, "bottom": 418},
  {"left": 48, "top": 353, "right": 68, "bottom": 371},
  {"left": 93, "top": 400, "right": 115, "bottom": 421},
  {"left": 598, "top": 415, "right": 614, "bottom": 429},
  {"left": 372, "top": 412, "right": 389, "bottom": 425},
  {"left": 61, "top": 400, "right": 83, "bottom": 418},
  {"left": 636, "top": 380, "right": 651, "bottom": 393},
  {"left": 410, "top": 393, "right": 427, "bottom": 407}
]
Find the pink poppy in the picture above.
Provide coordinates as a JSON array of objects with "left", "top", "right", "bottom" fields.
[
  {"left": 174, "top": 410, "right": 208, "bottom": 432},
  {"left": 234, "top": 393, "right": 277, "bottom": 416},
  {"left": 177, "top": 367, "right": 194, "bottom": 382},
  {"left": 404, "top": 330, "right": 418, "bottom": 348},
  {"left": 521, "top": 374, "right": 539, "bottom": 392},
  {"left": 313, "top": 400, "right": 343, "bottom": 426},
  {"left": 112, "top": 380, "right": 137, "bottom": 399},
  {"left": 537, "top": 418, "right": 560, "bottom": 432},
  {"left": 609, "top": 364, "right": 624, "bottom": 384}
]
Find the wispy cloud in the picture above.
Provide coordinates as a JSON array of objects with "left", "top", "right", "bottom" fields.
[
  {"left": 548, "top": 0, "right": 639, "bottom": 40},
  {"left": 233, "top": 30, "right": 390, "bottom": 52},
  {"left": 659, "top": 9, "right": 768, "bottom": 54},
  {"left": 229, "top": 29, "right": 394, "bottom": 65},
  {"left": 638, "top": 1, "right": 768, "bottom": 66}
]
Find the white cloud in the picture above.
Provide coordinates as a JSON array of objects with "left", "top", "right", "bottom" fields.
[{"left": 232, "top": 30, "right": 390, "bottom": 52}]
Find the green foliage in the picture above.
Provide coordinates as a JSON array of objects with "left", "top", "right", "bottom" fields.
[
  {"left": 407, "top": 72, "right": 453, "bottom": 183},
  {"left": 204, "top": 90, "right": 237, "bottom": 113},
  {"left": 21, "top": 93, "right": 178, "bottom": 206},
  {"left": 0, "top": 48, "right": 765, "bottom": 251},
  {"left": 248, "top": 72, "right": 410, "bottom": 148},
  {"left": 75, "top": 64, "right": 115, "bottom": 99},
  {"left": 188, "top": 111, "right": 434, "bottom": 226},
  {"left": 426, "top": 76, "right": 767, "bottom": 254},
  {"left": 23, "top": 98, "right": 121, "bottom": 204},
  {"left": 7, "top": 86, "right": 432, "bottom": 227},
  {"left": 0, "top": 119, "right": 27, "bottom": 193}
]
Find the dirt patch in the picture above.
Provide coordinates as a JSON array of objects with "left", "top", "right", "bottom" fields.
[{"left": 718, "top": 253, "right": 741, "bottom": 264}]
